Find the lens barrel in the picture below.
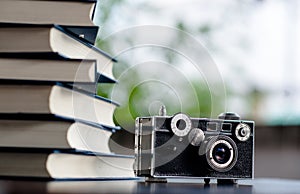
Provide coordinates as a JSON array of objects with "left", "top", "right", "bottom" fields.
[{"left": 206, "top": 135, "right": 238, "bottom": 172}]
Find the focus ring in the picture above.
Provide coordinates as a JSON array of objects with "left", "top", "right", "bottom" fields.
[{"left": 206, "top": 135, "right": 238, "bottom": 172}]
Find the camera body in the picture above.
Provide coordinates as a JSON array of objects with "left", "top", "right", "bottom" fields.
[{"left": 134, "top": 111, "right": 254, "bottom": 183}]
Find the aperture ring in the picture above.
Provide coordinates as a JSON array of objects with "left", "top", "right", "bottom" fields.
[{"left": 206, "top": 135, "right": 238, "bottom": 172}]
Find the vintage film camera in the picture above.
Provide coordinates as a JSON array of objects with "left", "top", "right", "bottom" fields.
[{"left": 134, "top": 107, "right": 254, "bottom": 184}]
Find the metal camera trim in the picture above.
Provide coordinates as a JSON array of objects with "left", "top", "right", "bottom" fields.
[
  {"left": 235, "top": 123, "right": 251, "bottom": 142},
  {"left": 170, "top": 113, "right": 192, "bottom": 137},
  {"left": 188, "top": 128, "right": 205, "bottom": 146},
  {"left": 206, "top": 135, "right": 238, "bottom": 172}
]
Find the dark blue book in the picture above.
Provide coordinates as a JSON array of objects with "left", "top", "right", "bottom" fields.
[{"left": 63, "top": 26, "right": 99, "bottom": 45}]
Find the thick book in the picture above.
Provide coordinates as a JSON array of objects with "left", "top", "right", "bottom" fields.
[
  {"left": 0, "top": 23, "right": 116, "bottom": 82},
  {"left": 0, "top": 83, "right": 118, "bottom": 129},
  {"left": 0, "top": 149, "right": 134, "bottom": 179},
  {"left": 0, "top": 115, "right": 114, "bottom": 154},
  {"left": 0, "top": 55, "right": 97, "bottom": 83},
  {"left": 0, "top": 0, "right": 97, "bottom": 26}
]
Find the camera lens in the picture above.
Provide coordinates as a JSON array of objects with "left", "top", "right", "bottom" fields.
[
  {"left": 206, "top": 136, "right": 238, "bottom": 172},
  {"left": 212, "top": 143, "right": 231, "bottom": 164}
]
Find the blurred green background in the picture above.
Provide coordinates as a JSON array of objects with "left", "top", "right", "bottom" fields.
[
  {"left": 93, "top": 0, "right": 300, "bottom": 179},
  {"left": 95, "top": 0, "right": 300, "bottom": 127}
]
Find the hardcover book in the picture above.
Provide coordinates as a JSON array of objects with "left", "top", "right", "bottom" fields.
[
  {"left": 0, "top": 23, "right": 116, "bottom": 82},
  {"left": 0, "top": 0, "right": 97, "bottom": 26},
  {"left": 0, "top": 83, "right": 118, "bottom": 129},
  {"left": 0, "top": 114, "right": 114, "bottom": 154},
  {"left": 0, "top": 149, "right": 134, "bottom": 179},
  {"left": 0, "top": 55, "right": 96, "bottom": 83}
]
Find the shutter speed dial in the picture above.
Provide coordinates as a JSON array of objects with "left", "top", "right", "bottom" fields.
[
  {"left": 235, "top": 123, "right": 251, "bottom": 141},
  {"left": 170, "top": 113, "right": 192, "bottom": 137}
]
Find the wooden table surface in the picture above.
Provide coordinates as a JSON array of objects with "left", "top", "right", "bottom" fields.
[{"left": 0, "top": 178, "right": 299, "bottom": 194}]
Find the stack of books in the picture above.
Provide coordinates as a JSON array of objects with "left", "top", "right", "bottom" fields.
[{"left": 0, "top": 0, "right": 134, "bottom": 179}]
